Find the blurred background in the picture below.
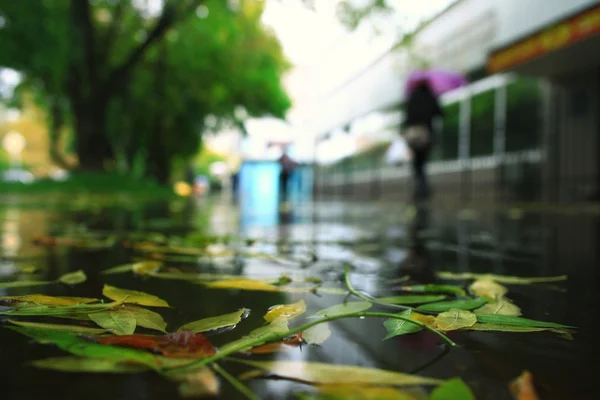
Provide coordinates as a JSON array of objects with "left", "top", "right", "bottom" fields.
[{"left": 1, "top": 0, "right": 599, "bottom": 205}]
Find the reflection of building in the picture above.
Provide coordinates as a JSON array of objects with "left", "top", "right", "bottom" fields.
[{"left": 310, "top": 0, "right": 600, "bottom": 204}]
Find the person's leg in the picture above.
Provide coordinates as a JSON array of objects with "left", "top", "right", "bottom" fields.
[{"left": 411, "top": 147, "right": 430, "bottom": 200}]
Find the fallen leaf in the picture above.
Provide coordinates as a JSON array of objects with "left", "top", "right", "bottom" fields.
[
  {"left": 125, "top": 305, "right": 168, "bottom": 333},
  {"left": 429, "top": 378, "right": 475, "bottom": 400},
  {"left": 132, "top": 261, "right": 162, "bottom": 275},
  {"left": 204, "top": 278, "right": 279, "bottom": 292},
  {"left": 475, "top": 314, "right": 573, "bottom": 329},
  {"left": 401, "top": 284, "right": 466, "bottom": 296},
  {"left": 434, "top": 309, "right": 477, "bottom": 331},
  {"left": 10, "top": 326, "right": 160, "bottom": 368},
  {"left": 31, "top": 356, "right": 147, "bottom": 373},
  {"left": 437, "top": 271, "right": 567, "bottom": 284},
  {"left": 303, "top": 323, "right": 331, "bottom": 345},
  {"left": 469, "top": 280, "right": 507, "bottom": 300},
  {"left": 101, "top": 264, "right": 134, "bottom": 275},
  {"left": 509, "top": 371, "right": 540, "bottom": 400},
  {"left": 172, "top": 367, "right": 220, "bottom": 398},
  {"left": 103, "top": 284, "right": 170, "bottom": 307},
  {"left": 237, "top": 360, "right": 441, "bottom": 386},
  {"left": 89, "top": 309, "right": 137, "bottom": 335},
  {"left": 0, "top": 294, "right": 98, "bottom": 306},
  {"left": 245, "top": 333, "right": 304, "bottom": 354},
  {"left": 58, "top": 270, "right": 87, "bottom": 285},
  {"left": 383, "top": 310, "right": 433, "bottom": 339},
  {"left": 96, "top": 331, "right": 216, "bottom": 359},
  {"left": 0, "top": 301, "right": 120, "bottom": 318},
  {"left": 264, "top": 300, "right": 306, "bottom": 322},
  {"left": 0, "top": 280, "right": 53, "bottom": 289},
  {"left": 316, "top": 384, "right": 420, "bottom": 399},
  {"left": 465, "top": 323, "right": 573, "bottom": 338},
  {"left": 309, "top": 302, "right": 372, "bottom": 319},
  {"left": 475, "top": 297, "right": 521, "bottom": 316},
  {"left": 377, "top": 295, "right": 446, "bottom": 305},
  {"left": 7, "top": 319, "right": 107, "bottom": 334},
  {"left": 16, "top": 265, "right": 38, "bottom": 273},
  {"left": 417, "top": 298, "right": 488, "bottom": 313},
  {"left": 178, "top": 308, "right": 249, "bottom": 333}
]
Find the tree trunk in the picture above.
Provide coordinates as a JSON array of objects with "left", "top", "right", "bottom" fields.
[
  {"left": 48, "top": 100, "right": 74, "bottom": 170},
  {"left": 72, "top": 98, "right": 113, "bottom": 171}
]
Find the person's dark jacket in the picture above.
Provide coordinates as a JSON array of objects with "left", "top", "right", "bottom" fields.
[{"left": 402, "top": 83, "right": 444, "bottom": 133}]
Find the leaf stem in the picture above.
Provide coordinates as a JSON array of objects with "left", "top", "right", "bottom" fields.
[
  {"left": 168, "top": 311, "right": 455, "bottom": 374},
  {"left": 343, "top": 265, "right": 412, "bottom": 311},
  {"left": 212, "top": 363, "right": 260, "bottom": 400}
]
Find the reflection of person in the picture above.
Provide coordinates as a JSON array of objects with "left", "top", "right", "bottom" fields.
[
  {"left": 402, "top": 80, "right": 444, "bottom": 201},
  {"left": 278, "top": 149, "right": 298, "bottom": 203},
  {"left": 399, "top": 204, "right": 435, "bottom": 283}
]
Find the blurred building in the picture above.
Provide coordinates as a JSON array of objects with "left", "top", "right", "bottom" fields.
[{"left": 307, "top": 0, "right": 600, "bottom": 203}]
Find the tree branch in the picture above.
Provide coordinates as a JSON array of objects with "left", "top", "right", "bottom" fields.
[{"left": 102, "top": 0, "right": 205, "bottom": 99}]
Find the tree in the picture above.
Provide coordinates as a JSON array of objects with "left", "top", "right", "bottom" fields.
[{"left": 0, "top": 0, "right": 290, "bottom": 181}]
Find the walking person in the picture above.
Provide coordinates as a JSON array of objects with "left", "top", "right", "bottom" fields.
[
  {"left": 402, "top": 80, "right": 444, "bottom": 201},
  {"left": 278, "top": 148, "right": 298, "bottom": 205}
]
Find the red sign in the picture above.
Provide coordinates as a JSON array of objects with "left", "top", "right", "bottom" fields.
[{"left": 488, "top": 4, "right": 600, "bottom": 73}]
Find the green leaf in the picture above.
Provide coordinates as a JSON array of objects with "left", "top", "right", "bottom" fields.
[
  {"left": 58, "top": 270, "right": 87, "bottom": 285},
  {"left": 9, "top": 326, "right": 159, "bottom": 368},
  {"left": 417, "top": 298, "right": 488, "bottom": 313},
  {"left": 0, "top": 280, "right": 53, "bottom": 289},
  {"left": 474, "top": 297, "right": 521, "bottom": 316},
  {"left": 205, "top": 278, "right": 280, "bottom": 292},
  {"left": 402, "top": 284, "right": 466, "bottom": 296},
  {"left": 101, "top": 264, "right": 134, "bottom": 275},
  {"left": 220, "top": 318, "right": 289, "bottom": 353},
  {"left": 178, "top": 308, "right": 248, "bottom": 333},
  {"left": 103, "top": 284, "right": 170, "bottom": 307},
  {"left": 31, "top": 356, "right": 148, "bottom": 373},
  {"left": 7, "top": 319, "right": 107, "bottom": 334},
  {"left": 316, "top": 384, "right": 424, "bottom": 400},
  {"left": 434, "top": 309, "right": 477, "bottom": 331},
  {"left": 89, "top": 309, "right": 136, "bottom": 335},
  {"left": 436, "top": 271, "right": 567, "bottom": 284},
  {"left": 264, "top": 300, "right": 306, "bottom": 322},
  {"left": 475, "top": 314, "right": 574, "bottom": 329},
  {"left": 309, "top": 302, "right": 372, "bottom": 319},
  {"left": 237, "top": 360, "right": 441, "bottom": 386},
  {"left": 429, "top": 378, "right": 475, "bottom": 400},
  {"left": 303, "top": 323, "right": 332, "bottom": 345},
  {"left": 0, "top": 301, "right": 119, "bottom": 317},
  {"left": 125, "top": 305, "right": 167, "bottom": 333},
  {"left": 377, "top": 295, "right": 446, "bottom": 305},
  {"left": 383, "top": 310, "right": 423, "bottom": 339},
  {"left": 132, "top": 261, "right": 162, "bottom": 275}
]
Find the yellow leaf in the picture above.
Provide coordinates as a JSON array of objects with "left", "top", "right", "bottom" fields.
[
  {"left": 475, "top": 297, "right": 522, "bottom": 316},
  {"left": 237, "top": 360, "right": 441, "bottom": 386},
  {"left": 411, "top": 312, "right": 436, "bottom": 327},
  {"left": 171, "top": 367, "right": 219, "bottom": 398},
  {"left": 132, "top": 261, "right": 162, "bottom": 275},
  {"left": 435, "top": 309, "right": 477, "bottom": 331},
  {"left": 469, "top": 279, "right": 507, "bottom": 300},
  {"left": 205, "top": 278, "right": 279, "bottom": 292},
  {"left": 264, "top": 300, "right": 306, "bottom": 322},
  {"left": 89, "top": 309, "right": 136, "bottom": 335},
  {"left": 16, "top": 265, "right": 38, "bottom": 273},
  {"left": 102, "top": 284, "right": 170, "bottom": 307},
  {"left": 509, "top": 371, "right": 540, "bottom": 400},
  {"left": 0, "top": 294, "right": 98, "bottom": 306},
  {"left": 317, "top": 384, "right": 420, "bottom": 400}
]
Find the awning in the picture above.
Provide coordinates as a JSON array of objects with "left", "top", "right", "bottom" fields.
[{"left": 488, "top": 3, "right": 600, "bottom": 75}]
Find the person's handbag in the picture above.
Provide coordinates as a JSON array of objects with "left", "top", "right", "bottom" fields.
[{"left": 403, "top": 125, "right": 430, "bottom": 149}]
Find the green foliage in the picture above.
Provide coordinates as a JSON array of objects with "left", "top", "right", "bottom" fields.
[{"left": 0, "top": 0, "right": 291, "bottom": 182}]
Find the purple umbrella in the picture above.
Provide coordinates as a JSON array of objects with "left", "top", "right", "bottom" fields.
[{"left": 405, "top": 69, "right": 468, "bottom": 96}]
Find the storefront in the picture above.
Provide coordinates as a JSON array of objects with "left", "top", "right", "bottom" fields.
[{"left": 488, "top": 2, "right": 600, "bottom": 201}]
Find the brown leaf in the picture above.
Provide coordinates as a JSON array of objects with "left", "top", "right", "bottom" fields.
[
  {"left": 96, "top": 330, "right": 216, "bottom": 359},
  {"left": 509, "top": 371, "right": 540, "bottom": 400}
]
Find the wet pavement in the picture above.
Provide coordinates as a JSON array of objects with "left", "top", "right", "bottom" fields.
[{"left": 1, "top": 194, "right": 598, "bottom": 399}]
